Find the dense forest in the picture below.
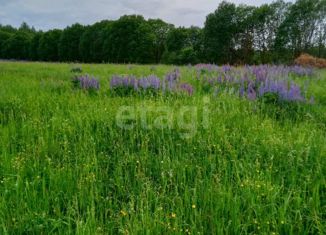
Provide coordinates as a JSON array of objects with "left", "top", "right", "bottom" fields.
[{"left": 0, "top": 0, "right": 325, "bottom": 65}]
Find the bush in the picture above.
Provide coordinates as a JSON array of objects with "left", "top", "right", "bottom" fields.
[{"left": 294, "top": 53, "right": 326, "bottom": 68}]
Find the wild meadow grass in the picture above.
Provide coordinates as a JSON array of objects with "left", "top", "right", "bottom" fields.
[{"left": 0, "top": 62, "right": 325, "bottom": 234}]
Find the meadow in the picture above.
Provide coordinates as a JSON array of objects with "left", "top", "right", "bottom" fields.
[{"left": 0, "top": 61, "right": 325, "bottom": 234}]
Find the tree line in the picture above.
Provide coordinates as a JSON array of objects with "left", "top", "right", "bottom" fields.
[{"left": 0, "top": 0, "right": 325, "bottom": 65}]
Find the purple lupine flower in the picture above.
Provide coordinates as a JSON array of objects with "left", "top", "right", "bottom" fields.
[
  {"left": 110, "top": 74, "right": 169, "bottom": 94},
  {"left": 165, "top": 69, "right": 180, "bottom": 82},
  {"left": 166, "top": 80, "right": 177, "bottom": 92},
  {"left": 138, "top": 75, "right": 161, "bottom": 90},
  {"left": 130, "top": 76, "right": 138, "bottom": 90},
  {"left": 138, "top": 77, "right": 150, "bottom": 89},
  {"left": 110, "top": 75, "right": 123, "bottom": 88},
  {"left": 179, "top": 83, "right": 194, "bottom": 96},
  {"left": 147, "top": 75, "right": 161, "bottom": 90},
  {"left": 286, "top": 82, "right": 305, "bottom": 101},
  {"left": 163, "top": 69, "right": 181, "bottom": 92},
  {"left": 247, "top": 82, "right": 257, "bottom": 100},
  {"left": 217, "top": 76, "right": 222, "bottom": 84},
  {"left": 73, "top": 75, "right": 100, "bottom": 91},
  {"left": 222, "top": 65, "right": 231, "bottom": 73},
  {"left": 258, "top": 79, "right": 305, "bottom": 102},
  {"left": 195, "top": 64, "right": 219, "bottom": 72},
  {"left": 239, "top": 83, "right": 245, "bottom": 97},
  {"left": 290, "top": 65, "right": 314, "bottom": 77},
  {"left": 192, "top": 64, "right": 311, "bottom": 103}
]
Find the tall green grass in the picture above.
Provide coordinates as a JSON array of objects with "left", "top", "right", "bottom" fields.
[{"left": 0, "top": 62, "right": 325, "bottom": 234}]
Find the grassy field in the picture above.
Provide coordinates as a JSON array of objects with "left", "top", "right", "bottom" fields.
[{"left": 0, "top": 62, "right": 325, "bottom": 234}]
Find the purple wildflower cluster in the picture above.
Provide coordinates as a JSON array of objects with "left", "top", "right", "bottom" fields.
[
  {"left": 248, "top": 65, "right": 314, "bottom": 78},
  {"left": 72, "top": 75, "right": 100, "bottom": 91},
  {"left": 290, "top": 65, "right": 314, "bottom": 77},
  {"left": 194, "top": 64, "right": 314, "bottom": 78},
  {"left": 238, "top": 79, "right": 305, "bottom": 102},
  {"left": 193, "top": 64, "right": 313, "bottom": 102},
  {"left": 258, "top": 80, "right": 305, "bottom": 102},
  {"left": 179, "top": 83, "right": 194, "bottom": 96},
  {"left": 110, "top": 75, "right": 162, "bottom": 94},
  {"left": 110, "top": 69, "right": 194, "bottom": 96},
  {"left": 68, "top": 65, "right": 313, "bottom": 103},
  {"left": 195, "top": 64, "right": 219, "bottom": 72}
]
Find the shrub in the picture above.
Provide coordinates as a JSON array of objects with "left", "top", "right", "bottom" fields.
[{"left": 294, "top": 54, "right": 326, "bottom": 68}]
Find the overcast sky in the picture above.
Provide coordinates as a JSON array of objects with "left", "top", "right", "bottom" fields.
[{"left": 0, "top": 0, "right": 293, "bottom": 30}]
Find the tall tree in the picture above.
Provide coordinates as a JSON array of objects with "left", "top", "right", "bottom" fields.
[
  {"left": 1, "top": 32, "right": 31, "bottom": 60},
  {"left": 234, "top": 4, "right": 256, "bottom": 64},
  {"left": 29, "top": 32, "right": 42, "bottom": 61},
  {"left": 0, "top": 30, "right": 12, "bottom": 58},
  {"left": 39, "top": 29, "right": 62, "bottom": 61},
  {"left": 275, "top": 0, "right": 322, "bottom": 60},
  {"left": 162, "top": 26, "right": 202, "bottom": 64},
  {"left": 79, "top": 20, "right": 111, "bottom": 63},
  {"left": 204, "top": 1, "right": 238, "bottom": 64},
  {"left": 103, "top": 15, "right": 155, "bottom": 63},
  {"left": 58, "top": 23, "right": 85, "bottom": 61},
  {"left": 148, "top": 19, "right": 173, "bottom": 63}
]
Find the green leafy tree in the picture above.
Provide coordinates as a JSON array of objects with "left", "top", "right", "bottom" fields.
[
  {"left": 39, "top": 29, "right": 62, "bottom": 61},
  {"left": 19, "top": 22, "right": 36, "bottom": 34},
  {"left": 234, "top": 4, "right": 256, "bottom": 64},
  {"left": 80, "top": 20, "right": 111, "bottom": 63},
  {"left": 162, "top": 27, "right": 202, "bottom": 64},
  {"left": 59, "top": 23, "right": 85, "bottom": 61},
  {"left": 0, "top": 30, "right": 12, "bottom": 58},
  {"left": 204, "top": 1, "right": 238, "bottom": 64},
  {"left": 0, "top": 24, "right": 16, "bottom": 34},
  {"left": 252, "top": 1, "right": 291, "bottom": 63},
  {"left": 148, "top": 19, "right": 173, "bottom": 63},
  {"left": 2, "top": 32, "right": 31, "bottom": 60},
  {"left": 275, "top": 0, "right": 323, "bottom": 60},
  {"left": 103, "top": 15, "right": 155, "bottom": 63},
  {"left": 29, "top": 32, "right": 42, "bottom": 60}
]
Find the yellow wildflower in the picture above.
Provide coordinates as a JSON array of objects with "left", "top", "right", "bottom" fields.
[{"left": 120, "top": 210, "right": 127, "bottom": 216}]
